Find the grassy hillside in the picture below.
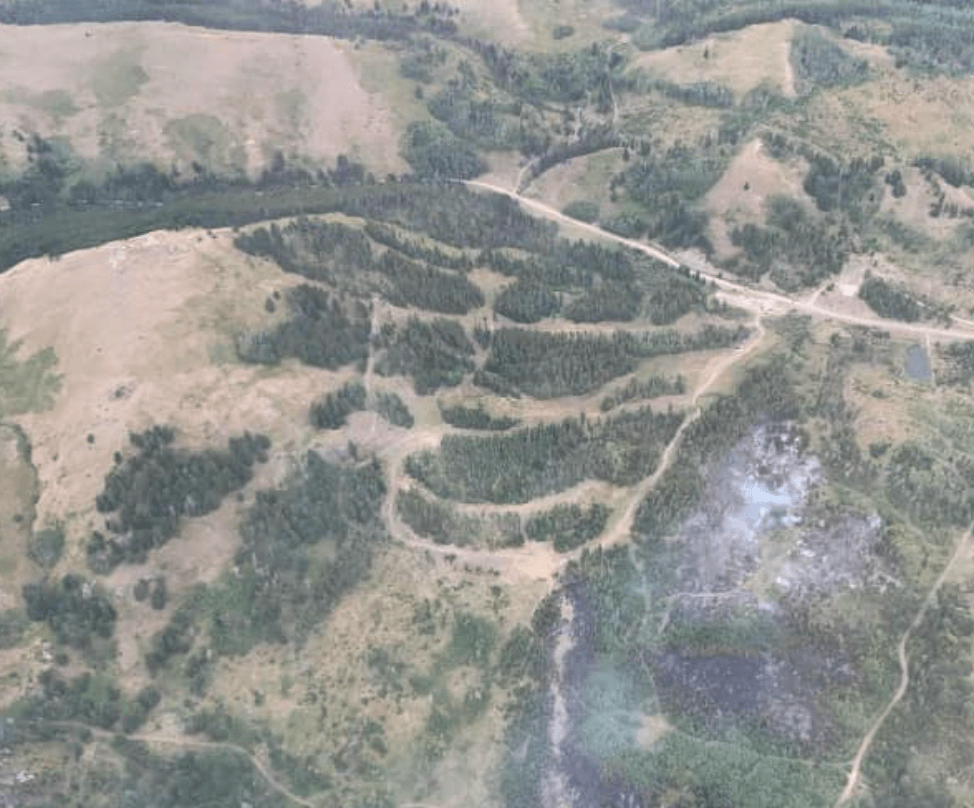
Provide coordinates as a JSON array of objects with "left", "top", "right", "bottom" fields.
[{"left": 2, "top": 2, "right": 974, "bottom": 807}]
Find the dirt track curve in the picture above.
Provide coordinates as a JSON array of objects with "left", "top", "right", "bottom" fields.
[
  {"left": 834, "top": 524, "right": 973, "bottom": 806},
  {"left": 16, "top": 720, "right": 318, "bottom": 808}
]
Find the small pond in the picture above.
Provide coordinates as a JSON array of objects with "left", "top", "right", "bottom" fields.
[{"left": 904, "top": 344, "right": 932, "bottom": 382}]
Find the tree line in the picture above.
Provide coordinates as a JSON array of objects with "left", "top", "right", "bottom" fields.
[
  {"left": 375, "top": 316, "right": 476, "bottom": 394},
  {"left": 86, "top": 427, "right": 270, "bottom": 573},
  {"left": 236, "top": 218, "right": 484, "bottom": 315},
  {"left": 236, "top": 284, "right": 371, "bottom": 370},
  {"left": 406, "top": 405, "right": 684, "bottom": 504},
  {"left": 483, "top": 325, "right": 746, "bottom": 398},
  {"left": 0, "top": 0, "right": 458, "bottom": 41}
]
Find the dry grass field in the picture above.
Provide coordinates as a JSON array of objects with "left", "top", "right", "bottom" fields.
[
  {"left": 833, "top": 72, "right": 974, "bottom": 158},
  {"left": 631, "top": 21, "right": 799, "bottom": 100},
  {"left": 0, "top": 228, "right": 329, "bottom": 558},
  {"left": 704, "top": 138, "right": 812, "bottom": 258},
  {"left": 0, "top": 22, "right": 406, "bottom": 177}
]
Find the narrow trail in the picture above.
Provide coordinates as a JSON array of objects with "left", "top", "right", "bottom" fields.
[
  {"left": 834, "top": 523, "right": 973, "bottom": 806},
  {"left": 376, "top": 319, "right": 764, "bottom": 583},
  {"left": 16, "top": 720, "right": 318, "bottom": 808},
  {"left": 596, "top": 318, "right": 766, "bottom": 552},
  {"left": 377, "top": 420, "right": 565, "bottom": 580},
  {"left": 781, "top": 34, "right": 797, "bottom": 99},
  {"left": 513, "top": 157, "right": 539, "bottom": 194}
]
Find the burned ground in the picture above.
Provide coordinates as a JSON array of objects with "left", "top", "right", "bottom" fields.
[{"left": 646, "top": 423, "right": 892, "bottom": 753}]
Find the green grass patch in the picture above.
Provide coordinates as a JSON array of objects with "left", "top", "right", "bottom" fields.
[
  {"left": 164, "top": 114, "right": 233, "bottom": 169},
  {"left": 0, "top": 329, "right": 61, "bottom": 418},
  {"left": 91, "top": 50, "right": 149, "bottom": 107}
]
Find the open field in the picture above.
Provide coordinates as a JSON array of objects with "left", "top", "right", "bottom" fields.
[
  {"left": 631, "top": 21, "right": 799, "bottom": 100},
  {"left": 704, "top": 138, "right": 812, "bottom": 258},
  {"left": 833, "top": 72, "right": 974, "bottom": 158},
  {"left": 0, "top": 228, "right": 328, "bottom": 554}
]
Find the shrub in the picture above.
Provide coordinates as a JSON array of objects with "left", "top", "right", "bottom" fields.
[
  {"left": 309, "top": 382, "right": 367, "bottom": 429},
  {"left": 562, "top": 200, "right": 600, "bottom": 222},
  {"left": 375, "top": 391, "right": 415, "bottom": 428},
  {"left": 439, "top": 403, "right": 519, "bottom": 431},
  {"left": 28, "top": 526, "right": 64, "bottom": 569},
  {"left": 494, "top": 281, "right": 561, "bottom": 323},
  {"left": 23, "top": 574, "right": 117, "bottom": 648}
]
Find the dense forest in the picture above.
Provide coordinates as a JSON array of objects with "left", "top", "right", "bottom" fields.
[
  {"left": 0, "top": 0, "right": 458, "bottom": 40},
  {"left": 86, "top": 427, "right": 270, "bottom": 573},
  {"left": 483, "top": 325, "right": 746, "bottom": 398},
  {"left": 236, "top": 284, "right": 371, "bottom": 370},
  {"left": 375, "top": 317, "right": 476, "bottom": 394},
  {"left": 789, "top": 27, "right": 869, "bottom": 93},
  {"left": 23, "top": 574, "right": 116, "bottom": 650},
  {"left": 728, "top": 196, "right": 850, "bottom": 289},
  {"left": 396, "top": 488, "right": 524, "bottom": 549},
  {"left": 236, "top": 218, "right": 484, "bottom": 315},
  {"left": 439, "top": 402, "right": 519, "bottom": 431},
  {"left": 406, "top": 406, "right": 684, "bottom": 504},
  {"left": 493, "top": 281, "right": 562, "bottom": 324},
  {"left": 524, "top": 503, "right": 611, "bottom": 552},
  {"left": 858, "top": 274, "right": 923, "bottom": 322},
  {"left": 0, "top": 157, "right": 557, "bottom": 273}
]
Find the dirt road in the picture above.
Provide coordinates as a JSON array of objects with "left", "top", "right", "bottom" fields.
[
  {"left": 464, "top": 180, "right": 974, "bottom": 345},
  {"left": 594, "top": 318, "right": 766, "bottom": 553},
  {"left": 16, "top": 720, "right": 318, "bottom": 808},
  {"left": 834, "top": 523, "right": 973, "bottom": 806}
]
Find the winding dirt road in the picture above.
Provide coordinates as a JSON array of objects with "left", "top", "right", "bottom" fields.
[
  {"left": 596, "top": 317, "right": 767, "bottom": 553},
  {"left": 834, "top": 523, "right": 973, "bottom": 806},
  {"left": 463, "top": 180, "right": 974, "bottom": 345},
  {"left": 19, "top": 720, "right": 318, "bottom": 808}
]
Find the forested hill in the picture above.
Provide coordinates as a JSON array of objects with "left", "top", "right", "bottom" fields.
[
  {"left": 0, "top": 0, "right": 457, "bottom": 39},
  {"left": 630, "top": 0, "right": 974, "bottom": 73}
]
